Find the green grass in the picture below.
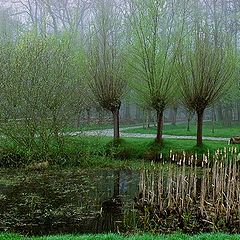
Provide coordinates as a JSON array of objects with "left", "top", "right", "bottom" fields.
[
  {"left": 67, "top": 135, "right": 230, "bottom": 156},
  {"left": 55, "top": 136, "right": 234, "bottom": 169},
  {"left": 1, "top": 233, "right": 240, "bottom": 240},
  {"left": 122, "top": 121, "right": 240, "bottom": 138},
  {"left": 0, "top": 134, "right": 238, "bottom": 169}
]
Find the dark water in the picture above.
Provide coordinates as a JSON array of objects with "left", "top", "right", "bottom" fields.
[
  {"left": 0, "top": 169, "right": 140, "bottom": 235},
  {"left": 1, "top": 164, "right": 240, "bottom": 235}
]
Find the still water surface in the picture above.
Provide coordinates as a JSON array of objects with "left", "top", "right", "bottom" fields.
[
  {"left": 0, "top": 169, "right": 139, "bottom": 235},
  {"left": 0, "top": 162, "right": 239, "bottom": 235}
]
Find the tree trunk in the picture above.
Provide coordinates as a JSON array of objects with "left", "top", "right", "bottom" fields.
[
  {"left": 229, "top": 107, "right": 233, "bottom": 126},
  {"left": 112, "top": 109, "right": 120, "bottom": 140},
  {"left": 211, "top": 107, "right": 216, "bottom": 133},
  {"left": 237, "top": 102, "right": 240, "bottom": 122},
  {"left": 77, "top": 111, "right": 81, "bottom": 128},
  {"left": 143, "top": 110, "right": 146, "bottom": 129},
  {"left": 156, "top": 110, "right": 163, "bottom": 143},
  {"left": 187, "top": 117, "right": 190, "bottom": 131},
  {"left": 97, "top": 107, "right": 103, "bottom": 125},
  {"left": 216, "top": 104, "right": 223, "bottom": 122},
  {"left": 223, "top": 105, "right": 232, "bottom": 127},
  {"left": 170, "top": 106, "right": 178, "bottom": 125},
  {"left": 147, "top": 110, "right": 151, "bottom": 128},
  {"left": 86, "top": 108, "right": 91, "bottom": 125},
  {"left": 136, "top": 106, "right": 142, "bottom": 123},
  {"left": 186, "top": 111, "right": 192, "bottom": 132},
  {"left": 197, "top": 110, "right": 204, "bottom": 146},
  {"left": 124, "top": 101, "right": 131, "bottom": 121}
]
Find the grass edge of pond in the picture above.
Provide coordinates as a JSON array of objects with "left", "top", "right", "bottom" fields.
[
  {"left": 1, "top": 136, "right": 239, "bottom": 169},
  {"left": 1, "top": 232, "right": 240, "bottom": 240}
]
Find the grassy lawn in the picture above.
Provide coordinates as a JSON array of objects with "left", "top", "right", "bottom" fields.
[
  {"left": 1, "top": 233, "right": 240, "bottom": 240},
  {"left": 121, "top": 121, "right": 240, "bottom": 138},
  {"left": 54, "top": 136, "right": 235, "bottom": 169},
  {"left": 0, "top": 135, "right": 238, "bottom": 169},
  {"left": 66, "top": 135, "right": 231, "bottom": 157}
]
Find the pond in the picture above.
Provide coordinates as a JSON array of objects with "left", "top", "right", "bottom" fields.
[
  {"left": 0, "top": 168, "right": 140, "bottom": 235},
  {"left": 0, "top": 159, "right": 240, "bottom": 236}
]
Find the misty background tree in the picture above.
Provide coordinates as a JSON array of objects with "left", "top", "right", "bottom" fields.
[{"left": 87, "top": 0, "right": 127, "bottom": 140}]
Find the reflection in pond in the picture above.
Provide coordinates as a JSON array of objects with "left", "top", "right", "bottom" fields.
[
  {"left": 0, "top": 169, "right": 139, "bottom": 235},
  {"left": 0, "top": 158, "right": 240, "bottom": 236},
  {"left": 97, "top": 171, "right": 123, "bottom": 232}
]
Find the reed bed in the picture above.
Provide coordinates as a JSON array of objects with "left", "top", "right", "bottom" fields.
[{"left": 131, "top": 147, "right": 240, "bottom": 233}]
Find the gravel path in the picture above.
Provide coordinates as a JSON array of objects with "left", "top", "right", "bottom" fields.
[{"left": 67, "top": 125, "right": 229, "bottom": 142}]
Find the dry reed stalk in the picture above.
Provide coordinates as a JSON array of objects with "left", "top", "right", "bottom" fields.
[
  {"left": 135, "top": 148, "right": 240, "bottom": 232},
  {"left": 181, "top": 157, "right": 187, "bottom": 210},
  {"left": 157, "top": 171, "right": 163, "bottom": 212},
  {"left": 175, "top": 170, "right": 180, "bottom": 207},
  {"left": 225, "top": 159, "right": 232, "bottom": 222},
  {"left": 212, "top": 159, "right": 217, "bottom": 203},
  {"left": 200, "top": 170, "right": 206, "bottom": 217},
  {"left": 218, "top": 159, "right": 224, "bottom": 209},
  {"left": 237, "top": 180, "right": 240, "bottom": 228},
  {"left": 167, "top": 165, "right": 173, "bottom": 209},
  {"left": 150, "top": 170, "right": 155, "bottom": 205},
  {"left": 193, "top": 157, "right": 197, "bottom": 201},
  {"left": 139, "top": 170, "right": 145, "bottom": 200}
]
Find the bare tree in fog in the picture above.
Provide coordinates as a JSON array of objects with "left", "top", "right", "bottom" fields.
[
  {"left": 11, "top": 0, "right": 91, "bottom": 35},
  {"left": 87, "top": 0, "right": 127, "bottom": 140}
]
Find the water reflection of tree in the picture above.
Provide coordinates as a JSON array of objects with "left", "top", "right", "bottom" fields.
[{"left": 96, "top": 170, "right": 123, "bottom": 233}]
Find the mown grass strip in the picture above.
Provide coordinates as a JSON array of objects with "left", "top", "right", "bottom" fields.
[
  {"left": 1, "top": 233, "right": 240, "bottom": 240},
  {"left": 122, "top": 121, "right": 240, "bottom": 138}
]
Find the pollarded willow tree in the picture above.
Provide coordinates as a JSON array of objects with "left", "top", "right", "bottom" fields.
[
  {"left": 127, "top": 0, "right": 187, "bottom": 144},
  {"left": 87, "top": 0, "right": 127, "bottom": 140},
  {"left": 177, "top": 27, "right": 236, "bottom": 146}
]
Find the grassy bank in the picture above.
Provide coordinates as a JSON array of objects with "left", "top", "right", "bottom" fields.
[
  {"left": 0, "top": 135, "right": 237, "bottom": 169},
  {"left": 61, "top": 135, "right": 231, "bottom": 159},
  {"left": 122, "top": 121, "right": 240, "bottom": 138},
  {"left": 60, "top": 136, "right": 235, "bottom": 166},
  {"left": 1, "top": 233, "right": 240, "bottom": 240}
]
